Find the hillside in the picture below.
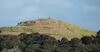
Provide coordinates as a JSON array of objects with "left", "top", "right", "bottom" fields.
[{"left": 0, "top": 18, "right": 96, "bottom": 40}]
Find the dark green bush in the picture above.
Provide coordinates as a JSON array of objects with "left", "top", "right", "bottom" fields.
[
  {"left": 0, "top": 31, "right": 100, "bottom": 52},
  {"left": 0, "top": 35, "right": 18, "bottom": 49},
  {"left": 60, "top": 37, "right": 68, "bottom": 45},
  {"left": 81, "top": 36, "right": 93, "bottom": 45},
  {"left": 70, "top": 38, "right": 81, "bottom": 47},
  {"left": 0, "top": 30, "right": 1, "bottom": 33},
  {"left": 96, "top": 30, "right": 100, "bottom": 44}
]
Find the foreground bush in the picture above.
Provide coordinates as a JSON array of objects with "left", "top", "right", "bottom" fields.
[{"left": 0, "top": 30, "right": 100, "bottom": 52}]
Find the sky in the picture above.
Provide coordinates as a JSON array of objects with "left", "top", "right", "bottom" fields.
[{"left": 0, "top": 0, "right": 100, "bottom": 31}]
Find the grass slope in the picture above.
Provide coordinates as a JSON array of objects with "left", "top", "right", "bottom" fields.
[{"left": 0, "top": 19, "right": 96, "bottom": 40}]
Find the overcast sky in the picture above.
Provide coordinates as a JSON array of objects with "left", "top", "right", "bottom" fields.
[{"left": 0, "top": 0, "right": 100, "bottom": 31}]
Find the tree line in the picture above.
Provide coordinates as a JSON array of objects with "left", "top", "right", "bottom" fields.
[{"left": 0, "top": 31, "right": 100, "bottom": 52}]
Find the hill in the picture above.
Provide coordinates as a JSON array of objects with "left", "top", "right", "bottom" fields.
[{"left": 0, "top": 18, "right": 96, "bottom": 40}]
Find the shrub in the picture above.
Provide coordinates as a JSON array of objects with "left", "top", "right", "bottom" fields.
[
  {"left": 81, "top": 36, "right": 93, "bottom": 45},
  {"left": 0, "top": 35, "right": 18, "bottom": 49},
  {"left": 39, "top": 34, "right": 58, "bottom": 51},
  {"left": 90, "top": 47, "right": 100, "bottom": 52},
  {"left": 96, "top": 30, "right": 100, "bottom": 44},
  {"left": 0, "top": 30, "right": 1, "bottom": 33},
  {"left": 23, "top": 45, "right": 35, "bottom": 52},
  {"left": 70, "top": 38, "right": 81, "bottom": 47},
  {"left": 60, "top": 37, "right": 68, "bottom": 44},
  {"left": 97, "top": 30, "right": 100, "bottom": 36},
  {"left": 19, "top": 33, "right": 41, "bottom": 45}
]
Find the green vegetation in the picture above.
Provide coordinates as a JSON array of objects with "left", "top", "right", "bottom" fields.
[
  {"left": 0, "top": 31, "right": 100, "bottom": 52},
  {"left": 0, "top": 19, "right": 96, "bottom": 40},
  {"left": 0, "top": 19, "right": 97, "bottom": 52},
  {"left": 0, "top": 26, "right": 96, "bottom": 40}
]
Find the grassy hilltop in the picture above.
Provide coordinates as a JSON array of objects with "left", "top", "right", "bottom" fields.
[{"left": 0, "top": 18, "right": 96, "bottom": 40}]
